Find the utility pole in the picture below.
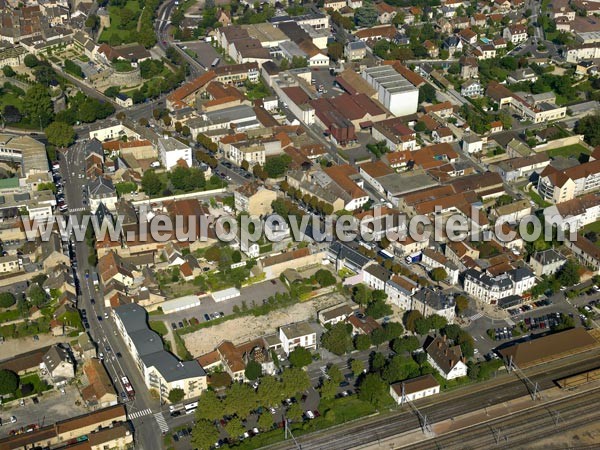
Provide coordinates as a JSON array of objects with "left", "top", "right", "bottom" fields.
[{"left": 284, "top": 418, "right": 302, "bottom": 450}]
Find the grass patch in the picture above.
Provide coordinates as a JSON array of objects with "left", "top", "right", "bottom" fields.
[
  {"left": 149, "top": 320, "right": 168, "bottom": 337},
  {"left": 98, "top": 0, "right": 141, "bottom": 45},
  {"left": 525, "top": 186, "right": 551, "bottom": 208},
  {"left": 547, "top": 143, "right": 590, "bottom": 160},
  {"left": 582, "top": 220, "right": 600, "bottom": 235},
  {"left": 172, "top": 331, "right": 193, "bottom": 361},
  {"left": 0, "top": 309, "right": 21, "bottom": 324}
]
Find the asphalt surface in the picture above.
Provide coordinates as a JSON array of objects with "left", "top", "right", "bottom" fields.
[{"left": 60, "top": 143, "right": 162, "bottom": 450}]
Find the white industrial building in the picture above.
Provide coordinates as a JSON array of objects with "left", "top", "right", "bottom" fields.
[{"left": 361, "top": 66, "right": 419, "bottom": 117}]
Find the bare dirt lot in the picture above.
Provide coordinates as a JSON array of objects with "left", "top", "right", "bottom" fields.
[
  {"left": 183, "top": 294, "right": 345, "bottom": 356},
  {"left": 0, "top": 335, "right": 68, "bottom": 361}
]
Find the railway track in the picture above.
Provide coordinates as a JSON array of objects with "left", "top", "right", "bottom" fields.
[
  {"left": 408, "top": 387, "right": 600, "bottom": 450},
  {"left": 265, "top": 352, "right": 600, "bottom": 450}
]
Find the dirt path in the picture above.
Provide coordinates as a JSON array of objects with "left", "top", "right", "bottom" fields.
[{"left": 183, "top": 294, "right": 345, "bottom": 357}]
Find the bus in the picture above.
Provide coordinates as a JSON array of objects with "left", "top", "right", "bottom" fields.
[
  {"left": 211, "top": 58, "right": 220, "bottom": 67},
  {"left": 184, "top": 401, "right": 198, "bottom": 414},
  {"left": 378, "top": 249, "right": 394, "bottom": 260},
  {"left": 121, "top": 376, "right": 135, "bottom": 399}
]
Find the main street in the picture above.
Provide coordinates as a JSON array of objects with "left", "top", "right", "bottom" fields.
[{"left": 60, "top": 142, "right": 163, "bottom": 450}]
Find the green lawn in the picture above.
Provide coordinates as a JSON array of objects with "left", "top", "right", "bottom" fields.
[
  {"left": 0, "top": 309, "right": 21, "bottom": 324},
  {"left": 149, "top": 320, "right": 168, "bottom": 337},
  {"left": 547, "top": 144, "right": 590, "bottom": 160},
  {"left": 99, "top": 0, "right": 141, "bottom": 45},
  {"left": 583, "top": 221, "right": 600, "bottom": 234},
  {"left": 0, "top": 92, "right": 24, "bottom": 110}
]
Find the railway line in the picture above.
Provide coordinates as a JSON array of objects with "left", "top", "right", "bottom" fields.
[
  {"left": 406, "top": 387, "right": 600, "bottom": 450},
  {"left": 266, "top": 351, "right": 600, "bottom": 450}
]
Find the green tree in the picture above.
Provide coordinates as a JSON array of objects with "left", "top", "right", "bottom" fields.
[
  {"left": 192, "top": 419, "right": 219, "bottom": 450},
  {"left": 289, "top": 347, "right": 313, "bottom": 368},
  {"left": 225, "top": 417, "right": 245, "bottom": 441},
  {"left": 23, "top": 84, "right": 53, "bottom": 128},
  {"left": 44, "top": 122, "right": 75, "bottom": 148},
  {"left": 352, "top": 284, "right": 372, "bottom": 305},
  {"left": 557, "top": 259, "right": 580, "bottom": 287},
  {"left": 2, "top": 66, "right": 15, "bottom": 77},
  {"left": 370, "top": 352, "right": 386, "bottom": 372},
  {"left": 414, "top": 317, "right": 432, "bottom": 335},
  {"left": 575, "top": 114, "right": 600, "bottom": 146},
  {"left": 455, "top": 295, "right": 469, "bottom": 315},
  {"left": 314, "top": 269, "right": 336, "bottom": 287},
  {"left": 245, "top": 360, "right": 262, "bottom": 380},
  {"left": 24, "top": 54, "right": 39, "bottom": 68},
  {"left": 286, "top": 402, "right": 303, "bottom": 422},
  {"left": 224, "top": 382, "right": 257, "bottom": 418},
  {"left": 327, "top": 364, "right": 344, "bottom": 385},
  {"left": 351, "top": 359, "right": 365, "bottom": 377},
  {"left": 327, "top": 42, "right": 344, "bottom": 61},
  {"left": 354, "top": 334, "right": 371, "bottom": 351},
  {"left": 358, "top": 373, "right": 390, "bottom": 407},
  {"left": 257, "top": 375, "right": 284, "bottom": 407},
  {"left": 382, "top": 355, "right": 420, "bottom": 383},
  {"left": 0, "top": 369, "right": 18, "bottom": 395},
  {"left": 419, "top": 83, "right": 437, "bottom": 103},
  {"left": 27, "top": 284, "right": 47, "bottom": 307},
  {"left": 0, "top": 292, "right": 16, "bottom": 308},
  {"left": 366, "top": 298, "right": 392, "bottom": 319},
  {"left": 392, "top": 336, "right": 420, "bottom": 354},
  {"left": 320, "top": 378, "right": 337, "bottom": 400},
  {"left": 195, "top": 390, "right": 222, "bottom": 421},
  {"left": 282, "top": 367, "right": 311, "bottom": 397},
  {"left": 431, "top": 268, "right": 448, "bottom": 282},
  {"left": 141, "top": 170, "right": 164, "bottom": 196},
  {"left": 257, "top": 412, "right": 274, "bottom": 431},
  {"left": 403, "top": 310, "right": 424, "bottom": 333},
  {"left": 167, "top": 388, "right": 185, "bottom": 403},
  {"left": 355, "top": 6, "right": 378, "bottom": 27},
  {"left": 429, "top": 314, "right": 448, "bottom": 331},
  {"left": 264, "top": 155, "right": 292, "bottom": 178},
  {"left": 321, "top": 322, "right": 353, "bottom": 355}
]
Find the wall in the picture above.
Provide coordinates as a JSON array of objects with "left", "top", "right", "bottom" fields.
[{"left": 533, "top": 135, "right": 587, "bottom": 153}]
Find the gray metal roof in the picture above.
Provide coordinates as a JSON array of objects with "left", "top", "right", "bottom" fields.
[{"left": 114, "top": 304, "right": 206, "bottom": 381}]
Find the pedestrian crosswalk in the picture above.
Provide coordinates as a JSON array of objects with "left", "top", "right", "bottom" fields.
[
  {"left": 469, "top": 312, "right": 484, "bottom": 321},
  {"left": 154, "top": 412, "right": 169, "bottom": 433},
  {"left": 128, "top": 408, "right": 152, "bottom": 420},
  {"left": 66, "top": 207, "right": 88, "bottom": 213}
]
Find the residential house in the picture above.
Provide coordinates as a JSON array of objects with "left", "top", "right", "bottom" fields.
[
  {"left": 385, "top": 275, "right": 419, "bottom": 310},
  {"left": 461, "top": 79, "right": 483, "bottom": 98},
  {"left": 565, "top": 237, "right": 600, "bottom": 273},
  {"left": 88, "top": 177, "right": 117, "bottom": 213},
  {"left": 413, "top": 288, "right": 456, "bottom": 322},
  {"left": 462, "top": 133, "right": 483, "bottom": 154},
  {"left": 538, "top": 159, "right": 600, "bottom": 203},
  {"left": 345, "top": 40, "right": 367, "bottom": 61},
  {"left": 543, "top": 193, "right": 600, "bottom": 232},
  {"left": 82, "top": 358, "right": 118, "bottom": 408},
  {"left": 425, "top": 335, "right": 468, "bottom": 380},
  {"left": 421, "top": 248, "right": 460, "bottom": 285},
  {"left": 491, "top": 153, "right": 550, "bottom": 182},
  {"left": 503, "top": 24, "right": 528, "bottom": 44},
  {"left": 529, "top": 249, "right": 567, "bottom": 277},
  {"left": 375, "top": 2, "right": 397, "bottom": 24},
  {"left": 362, "top": 263, "right": 392, "bottom": 291},
  {"left": 347, "top": 314, "right": 382, "bottom": 335},
  {"left": 318, "top": 303, "right": 355, "bottom": 326},
  {"left": 41, "top": 344, "right": 75, "bottom": 386}
]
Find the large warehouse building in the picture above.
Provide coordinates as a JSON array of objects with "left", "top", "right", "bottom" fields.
[{"left": 361, "top": 66, "right": 419, "bottom": 117}]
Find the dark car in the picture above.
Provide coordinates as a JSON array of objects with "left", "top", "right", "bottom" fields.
[
  {"left": 97, "top": 315, "right": 103, "bottom": 321},
  {"left": 84, "top": 322, "right": 90, "bottom": 329},
  {"left": 116, "top": 352, "right": 122, "bottom": 358},
  {"left": 178, "top": 321, "right": 184, "bottom": 328},
  {"left": 91, "top": 298, "right": 96, "bottom": 305},
  {"left": 204, "top": 314, "right": 211, "bottom": 321},
  {"left": 171, "top": 322, "right": 177, "bottom": 330}
]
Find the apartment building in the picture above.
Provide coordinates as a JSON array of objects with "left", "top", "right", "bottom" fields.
[
  {"left": 113, "top": 304, "right": 207, "bottom": 401},
  {"left": 538, "top": 160, "right": 600, "bottom": 203},
  {"left": 279, "top": 322, "right": 317, "bottom": 355},
  {"left": 234, "top": 182, "right": 277, "bottom": 217},
  {"left": 158, "top": 136, "right": 192, "bottom": 170}
]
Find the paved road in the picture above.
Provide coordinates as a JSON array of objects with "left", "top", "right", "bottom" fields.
[{"left": 60, "top": 143, "right": 162, "bottom": 450}]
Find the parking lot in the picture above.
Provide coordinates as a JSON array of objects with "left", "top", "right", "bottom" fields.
[
  {"left": 171, "top": 387, "right": 322, "bottom": 449},
  {"left": 0, "top": 386, "right": 87, "bottom": 438},
  {"left": 178, "top": 41, "right": 221, "bottom": 69}
]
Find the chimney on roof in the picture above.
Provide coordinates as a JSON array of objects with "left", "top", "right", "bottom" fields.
[{"left": 450, "top": 359, "right": 455, "bottom": 367}]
